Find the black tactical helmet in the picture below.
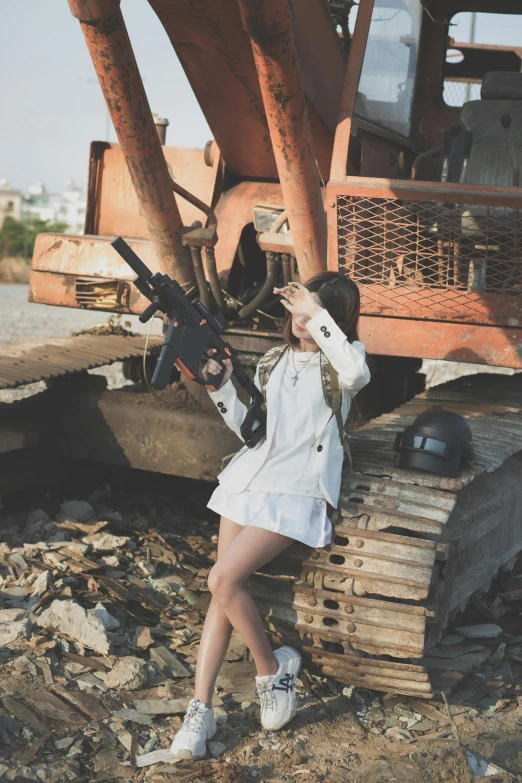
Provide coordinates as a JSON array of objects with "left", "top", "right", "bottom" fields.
[{"left": 393, "top": 408, "right": 474, "bottom": 478}]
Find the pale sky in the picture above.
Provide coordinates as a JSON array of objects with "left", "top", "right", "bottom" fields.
[{"left": 1, "top": 4, "right": 522, "bottom": 195}]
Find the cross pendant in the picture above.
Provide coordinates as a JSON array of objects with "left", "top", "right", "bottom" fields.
[{"left": 292, "top": 375, "right": 299, "bottom": 386}]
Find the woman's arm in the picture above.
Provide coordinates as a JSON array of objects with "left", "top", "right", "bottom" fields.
[
  {"left": 305, "top": 309, "right": 370, "bottom": 394},
  {"left": 207, "top": 365, "right": 262, "bottom": 442}
]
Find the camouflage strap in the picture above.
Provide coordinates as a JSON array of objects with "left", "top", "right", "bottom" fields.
[
  {"left": 328, "top": 362, "right": 352, "bottom": 470},
  {"left": 258, "top": 344, "right": 289, "bottom": 403}
]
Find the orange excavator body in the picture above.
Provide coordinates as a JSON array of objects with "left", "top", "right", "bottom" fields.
[{"left": 31, "top": 0, "right": 522, "bottom": 369}]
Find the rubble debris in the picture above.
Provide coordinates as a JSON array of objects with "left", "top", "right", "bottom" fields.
[
  {"left": 113, "top": 708, "right": 155, "bottom": 724},
  {"left": 135, "top": 625, "right": 154, "bottom": 648},
  {"left": 54, "top": 736, "right": 75, "bottom": 750},
  {"left": 104, "top": 656, "right": 147, "bottom": 690},
  {"left": 51, "top": 683, "right": 109, "bottom": 721},
  {"left": 464, "top": 748, "right": 507, "bottom": 778},
  {"left": 149, "top": 644, "right": 191, "bottom": 678},
  {"left": 25, "top": 690, "right": 87, "bottom": 726},
  {"left": 455, "top": 624, "right": 503, "bottom": 639},
  {"left": 0, "top": 608, "right": 31, "bottom": 645},
  {"left": 2, "top": 696, "right": 48, "bottom": 736},
  {"left": 36, "top": 599, "right": 110, "bottom": 655},
  {"left": 1, "top": 477, "right": 522, "bottom": 781},
  {"left": 440, "top": 633, "right": 465, "bottom": 646},
  {"left": 135, "top": 749, "right": 180, "bottom": 768},
  {"left": 134, "top": 698, "right": 188, "bottom": 715},
  {"left": 92, "top": 601, "right": 121, "bottom": 630},
  {"left": 60, "top": 499, "right": 93, "bottom": 522},
  {"left": 35, "top": 759, "right": 81, "bottom": 783},
  {"left": 82, "top": 531, "right": 130, "bottom": 551},
  {"left": 423, "top": 648, "right": 491, "bottom": 672},
  {"left": 208, "top": 740, "right": 227, "bottom": 756}
]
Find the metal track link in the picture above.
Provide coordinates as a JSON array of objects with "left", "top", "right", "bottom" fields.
[
  {"left": 0, "top": 334, "right": 163, "bottom": 390},
  {"left": 251, "top": 372, "right": 522, "bottom": 697}
]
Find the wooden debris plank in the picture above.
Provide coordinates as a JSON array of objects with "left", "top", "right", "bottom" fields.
[{"left": 51, "top": 684, "right": 109, "bottom": 722}]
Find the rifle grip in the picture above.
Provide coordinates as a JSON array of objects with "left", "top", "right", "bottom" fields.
[{"left": 204, "top": 363, "right": 227, "bottom": 393}]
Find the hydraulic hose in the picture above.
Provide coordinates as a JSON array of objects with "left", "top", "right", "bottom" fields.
[{"left": 239, "top": 252, "right": 281, "bottom": 319}]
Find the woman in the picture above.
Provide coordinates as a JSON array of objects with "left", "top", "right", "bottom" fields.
[{"left": 170, "top": 273, "right": 370, "bottom": 760}]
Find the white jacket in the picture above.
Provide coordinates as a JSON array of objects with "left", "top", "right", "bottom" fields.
[{"left": 208, "top": 308, "right": 370, "bottom": 508}]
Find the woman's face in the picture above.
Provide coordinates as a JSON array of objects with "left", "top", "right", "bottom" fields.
[{"left": 291, "top": 292, "right": 323, "bottom": 341}]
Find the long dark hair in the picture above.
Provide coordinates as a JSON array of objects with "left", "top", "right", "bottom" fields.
[{"left": 282, "top": 272, "right": 361, "bottom": 346}]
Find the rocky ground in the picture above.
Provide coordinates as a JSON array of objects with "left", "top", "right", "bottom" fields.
[{"left": 0, "top": 472, "right": 521, "bottom": 783}]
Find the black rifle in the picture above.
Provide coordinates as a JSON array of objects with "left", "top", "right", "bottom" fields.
[{"left": 111, "top": 237, "right": 266, "bottom": 448}]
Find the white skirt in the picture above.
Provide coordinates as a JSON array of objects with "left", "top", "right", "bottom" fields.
[{"left": 207, "top": 484, "right": 332, "bottom": 549}]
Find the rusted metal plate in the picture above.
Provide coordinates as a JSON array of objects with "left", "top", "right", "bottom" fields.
[
  {"left": 30, "top": 182, "right": 284, "bottom": 305},
  {"left": 359, "top": 315, "right": 522, "bottom": 368},
  {"left": 147, "top": 0, "right": 343, "bottom": 182},
  {"left": 88, "top": 143, "right": 223, "bottom": 240},
  {"left": 0, "top": 335, "right": 163, "bottom": 390}
]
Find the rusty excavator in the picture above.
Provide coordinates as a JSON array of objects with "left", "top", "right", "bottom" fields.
[{"left": 3, "top": 0, "right": 522, "bottom": 697}]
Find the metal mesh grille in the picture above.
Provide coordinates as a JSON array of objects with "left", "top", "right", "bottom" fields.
[
  {"left": 338, "top": 195, "right": 522, "bottom": 325},
  {"left": 443, "top": 80, "right": 481, "bottom": 108}
]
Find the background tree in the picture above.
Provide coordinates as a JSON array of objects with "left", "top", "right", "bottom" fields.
[{"left": 0, "top": 216, "right": 67, "bottom": 261}]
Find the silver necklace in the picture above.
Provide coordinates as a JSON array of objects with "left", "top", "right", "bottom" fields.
[{"left": 289, "top": 350, "right": 317, "bottom": 386}]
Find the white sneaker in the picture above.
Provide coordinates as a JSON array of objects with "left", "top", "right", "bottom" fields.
[
  {"left": 170, "top": 699, "right": 217, "bottom": 760},
  {"left": 256, "top": 646, "right": 301, "bottom": 731}
]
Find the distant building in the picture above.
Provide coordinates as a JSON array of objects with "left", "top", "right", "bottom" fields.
[
  {"left": 0, "top": 179, "right": 22, "bottom": 227},
  {"left": 22, "top": 180, "right": 86, "bottom": 235}
]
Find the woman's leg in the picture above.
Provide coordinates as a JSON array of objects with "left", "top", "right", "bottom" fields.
[
  {"left": 193, "top": 516, "right": 244, "bottom": 706},
  {"left": 207, "top": 526, "right": 293, "bottom": 677}
]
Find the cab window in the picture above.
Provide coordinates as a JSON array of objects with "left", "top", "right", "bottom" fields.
[{"left": 354, "top": 0, "right": 422, "bottom": 138}]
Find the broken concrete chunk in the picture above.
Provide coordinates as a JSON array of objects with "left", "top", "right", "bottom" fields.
[
  {"left": 27, "top": 570, "right": 51, "bottom": 610},
  {"left": 133, "top": 698, "right": 188, "bottom": 715},
  {"left": 36, "top": 599, "right": 110, "bottom": 655},
  {"left": 455, "top": 624, "right": 503, "bottom": 639},
  {"left": 0, "top": 608, "right": 29, "bottom": 624},
  {"left": 135, "top": 626, "right": 154, "bottom": 649},
  {"left": 113, "top": 708, "right": 154, "bottom": 724},
  {"left": 36, "top": 759, "right": 81, "bottom": 783},
  {"left": 104, "top": 656, "right": 147, "bottom": 690},
  {"left": 82, "top": 531, "right": 130, "bottom": 552},
  {"left": 60, "top": 500, "right": 93, "bottom": 522},
  {"left": 208, "top": 741, "right": 227, "bottom": 757},
  {"left": 54, "top": 737, "right": 75, "bottom": 750},
  {"left": 0, "top": 608, "right": 31, "bottom": 646},
  {"left": 439, "top": 634, "right": 465, "bottom": 646},
  {"left": 92, "top": 602, "right": 121, "bottom": 630},
  {"left": 424, "top": 648, "right": 491, "bottom": 673},
  {"left": 149, "top": 645, "right": 191, "bottom": 679},
  {"left": 385, "top": 726, "right": 413, "bottom": 742},
  {"left": 28, "top": 508, "right": 52, "bottom": 526},
  {"left": 77, "top": 673, "right": 109, "bottom": 693}
]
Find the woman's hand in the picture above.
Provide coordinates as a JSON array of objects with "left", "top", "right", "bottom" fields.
[
  {"left": 274, "top": 282, "right": 324, "bottom": 319},
  {"left": 202, "top": 349, "right": 233, "bottom": 389}
]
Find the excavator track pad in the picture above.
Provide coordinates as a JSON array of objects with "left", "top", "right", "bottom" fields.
[{"left": 251, "top": 372, "right": 522, "bottom": 697}]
